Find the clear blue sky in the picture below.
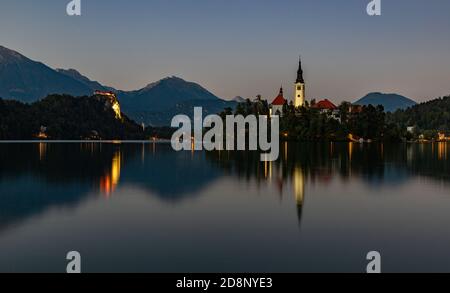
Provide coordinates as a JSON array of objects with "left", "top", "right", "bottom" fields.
[{"left": 1, "top": 0, "right": 450, "bottom": 103}]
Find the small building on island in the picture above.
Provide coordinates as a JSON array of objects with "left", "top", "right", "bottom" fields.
[
  {"left": 312, "top": 99, "right": 340, "bottom": 121},
  {"left": 270, "top": 87, "right": 287, "bottom": 116}
]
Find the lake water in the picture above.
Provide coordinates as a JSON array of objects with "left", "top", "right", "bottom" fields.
[{"left": 0, "top": 142, "right": 449, "bottom": 273}]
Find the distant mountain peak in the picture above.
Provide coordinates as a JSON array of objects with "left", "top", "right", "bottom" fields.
[
  {"left": 142, "top": 80, "right": 162, "bottom": 91},
  {"left": 0, "top": 46, "right": 27, "bottom": 63},
  {"left": 56, "top": 68, "right": 82, "bottom": 75},
  {"left": 56, "top": 68, "right": 89, "bottom": 82},
  {"left": 366, "top": 91, "right": 397, "bottom": 97},
  {"left": 117, "top": 75, "right": 234, "bottom": 125},
  {"left": 0, "top": 45, "right": 235, "bottom": 126},
  {"left": 141, "top": 76, "right": 184, "bottom": 90},
  {"left": 163, "top": 75, "right": 184, "bottom": 81},
  {"left": 0, "top": 45, "right": 20, "bottom": 55},
  {"left": 0, "top": 45, "right": 93, "bottom": 102},
  {"left": 56, "top": 68, "right": 113, "bottom": 92},
  {"left": 354, "top": 92, "right": 417, "bottom": 112}
]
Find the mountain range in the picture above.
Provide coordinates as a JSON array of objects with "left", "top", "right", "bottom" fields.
[
  {"left": 0, "top": 46, "right": 92, "bottom": 102},
  {"left": 354, "top": 92, "right": 417, "bottom": 112},
  {"left": 0, "top": 45, "right": 236, "bottom": 126},
  {"left": 1, "top": 45, "right": 418, "bottom": 124}
]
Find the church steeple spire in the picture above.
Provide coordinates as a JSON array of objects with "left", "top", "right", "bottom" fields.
[
  {"left": 296, "top": 56, "right": 304, "bottom": 84},
  {"left": 294, "top": 56, "right": 305, "bottom": 108}
]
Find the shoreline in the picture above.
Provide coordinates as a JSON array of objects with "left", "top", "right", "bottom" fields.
[
  {"left": 0, "top": 139, "right": 173, "bottom": 144},
  {"left": 0, "top": 140, "right": 448, "bottom": 144}
]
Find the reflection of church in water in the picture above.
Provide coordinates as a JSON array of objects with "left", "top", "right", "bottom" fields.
[
  {"left": 293, "top": 167, "right": 305, "bottom": 223},
  {"left": 263, "top": 142, "right": 305, "bottom": 225},
  {"left": 95, "top": 142, "right": 307, "bottom": 224}
]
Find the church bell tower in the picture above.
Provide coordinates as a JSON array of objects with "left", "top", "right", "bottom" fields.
[{"left": 294, "top": 57, "right": 305, "bottom": 108}]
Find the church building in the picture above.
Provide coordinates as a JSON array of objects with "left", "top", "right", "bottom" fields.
[
  {"left": 294, "top": 57, "right": 306, "bottom": 108},
  {"left": 270, "top": 57, "right": 306, "bottom": 115},
  {"left": 270, "top": 87, "right": 287, "bottom": 115}
]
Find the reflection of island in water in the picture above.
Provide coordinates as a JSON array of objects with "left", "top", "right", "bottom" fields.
[
  {"left": 0, "top": 142, "right": 449, "bottom": 231},
  {"left": 205, "top": 145, "right": 307, "bottom": 224},
  {"left": 0, "top": 142, "right": 223, "bottom": 230},
  {"left": 205, "top": 142, "right": 450, "bottom": 224}
]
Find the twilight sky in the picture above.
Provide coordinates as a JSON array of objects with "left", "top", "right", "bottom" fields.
[{"left": 1, "top": 0, "right": 450, "bottom": 103}]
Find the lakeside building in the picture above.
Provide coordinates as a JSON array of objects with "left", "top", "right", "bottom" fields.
[
  {"left": 94, "top": 90, "right": 122, "bottom": 120},
  {"left": 270, "top": 87, "right": 287, "bottom": 116},
  {"left": 311, "top": 99, "right": 340, "bottom": 121},
  {"left": 267, "top": 57, "right": 362, "bottom": 123},
  {"left": 270, "top": 57, "right": 305, "bottom": 115},
  {"left": 35, "top": 125, "right": 48, "bottom": 139},
  {"left": 407, "top": 126, "right": 415, "bottom": 134},
  {"left": 438, "top": 132, "right": 450, "bottom": 142}
]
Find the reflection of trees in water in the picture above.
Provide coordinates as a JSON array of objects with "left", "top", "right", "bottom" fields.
[
  {"left": 0, "top": 142, "right": 448, "bottom": 231},
  {"left": 0, "top": 143, "right": 133, "bottom": 230},
  {"left": 0, "top": 143, "right": 125, "bottom": 184},
  {"left": 0, "top": 142, "right": 223, "bottom": 202},
  {"left": 406, "top": 143, "right": 450, "bottom": 181},
  {"left": 206, "top": 142, "right": 450, "bottom": 224},
  {"left": 207, "top": 143, "right": 381, "bottom": 185},
  {"left": 2, "top": 142, "right": 446, "bottom": 203},
  {"left": 0, "top": 142, "right": 222, "bottom": 231},
  {"left": 207, "top": 142, "right": 450, "bottom": 187}
]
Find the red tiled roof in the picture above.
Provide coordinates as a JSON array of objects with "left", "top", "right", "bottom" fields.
[
  {"left": 312, "top": 99, "right": 337, "bottom": 110},
  {"left": 271, "top": 94, "right": 287, "bottom": 106},
  {"left": 94, "top": 90, "right": 115, "bottom": 96},
  {"left": 271, "top": 87, "right": 287, "bottom": 106},
  {"left": 272, "top": 95, "right": 286, "bottom": 106}
]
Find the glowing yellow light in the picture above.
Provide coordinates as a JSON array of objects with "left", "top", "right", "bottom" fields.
[
  {"left": 111, "top": 152, "right": 121, "bottom": 187},
  {"left": 100, "top": 151, "right": 122, "bottom": 198},
  {"left": 348, "top": 142, "right": 353, "bottom": 161},
  {"left": 293, "top": 167, "right": 305, "bottom": 207},
  {"left": 94, "top": 91, "right": 122, "bottom": 120},
  {"left": 38, "top": 143, "right": 47, "bottom": 161},
  {"left": 438, "top": 142, "right": 447, "bottom": 161},
  {"left": 37, "top": 133, "right": 48, "bottom": 139},
  {"left": 269, "top": 161, "right": 273, "bottom": 180},
  {"left": 112, "top": 102, "right": 122, "bottom": 120},
  {"left": 284, "top": 141, "right": 288, "bottom": 161}
]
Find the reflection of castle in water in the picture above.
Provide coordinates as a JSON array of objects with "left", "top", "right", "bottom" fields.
[
  {"left": 99, "top": 150, "right": 122, "bottom": 197},
  {"left": 0, "top": 141, "right": 449, "bottom": 233}
]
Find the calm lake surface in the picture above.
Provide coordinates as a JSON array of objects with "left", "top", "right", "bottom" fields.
[{"left": 0, "top": 142, "right": 449, "bottom": 273}]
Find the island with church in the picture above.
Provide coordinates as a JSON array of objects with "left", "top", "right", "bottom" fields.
[
  {"left": 227, "top": 57, "right": 450, "bottom": 143},
  {"left": 0, "top": 45, "right": 448, "bottom": 142}
]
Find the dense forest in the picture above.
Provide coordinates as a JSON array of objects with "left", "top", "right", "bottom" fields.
[
  {"left": 0, "top": 94, "right": 172, "bottom": 140},
  {"left": 1, "top": 94, "right": 448, "bottom": 141},
  {"left": 220, "top": 95, "right": 450, "bottom": 142},
  {"left": 221, "top": 97, "right": 401, "bottom": 142},
  {"left": 387, "top": 95, "right": 450, "bottom": 140}
]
